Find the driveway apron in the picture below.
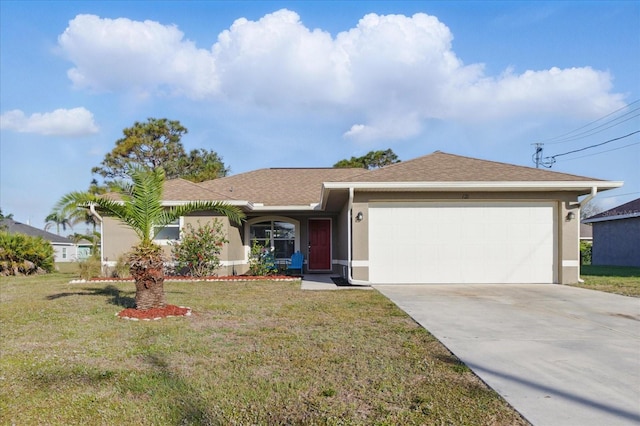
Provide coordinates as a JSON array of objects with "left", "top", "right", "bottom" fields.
[{"left": 374, "top": 284, "right": 640, "bottom": 426}]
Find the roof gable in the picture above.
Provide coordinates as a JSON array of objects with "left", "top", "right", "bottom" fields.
[{"left": 345, "top": 151, "right": 607, "bottom": 183}]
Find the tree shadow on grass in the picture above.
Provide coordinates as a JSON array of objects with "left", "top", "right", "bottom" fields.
[{"left": 46, "top": 285, "right": 135, "bottom": 308}]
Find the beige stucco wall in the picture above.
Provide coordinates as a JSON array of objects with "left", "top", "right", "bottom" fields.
[
  {"left": 349, "top": 190, "right": 584, "bottom": 284},
  {"left": 101, "top": 213, "right": 245, "bottom": 276},
  {"left": 101, "top": 216, "right": 139, "bottom": 264}
]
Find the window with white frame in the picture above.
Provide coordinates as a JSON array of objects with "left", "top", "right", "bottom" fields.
[
  {"left": 249, "top": 220, "right": 295, "bottom": 259},
  {"left": 153, "top": 218, "right": 181, "bottom": 242}
]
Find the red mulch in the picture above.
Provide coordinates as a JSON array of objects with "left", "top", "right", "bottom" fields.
[
  {"left": 117, "top": 304, "right": 191, "bottom": 321},
  {"left": 91, "top": 275, "right": 299, "bottom": 282}
]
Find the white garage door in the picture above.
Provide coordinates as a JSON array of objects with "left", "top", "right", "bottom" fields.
[{"left": 369, "top": 202, "right": 557, "bottom": 284}]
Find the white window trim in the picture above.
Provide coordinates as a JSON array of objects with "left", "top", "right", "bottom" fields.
[
  {"left": 153, "top": 217, "right": 184, "bottom": 245},
  {"left": 245, "top": 216, "right": 300, "bottom": 260}
]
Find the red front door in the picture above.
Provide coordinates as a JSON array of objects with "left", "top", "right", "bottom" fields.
[{"left": 308, "top": 219, "right": 331, "bottom": 270}]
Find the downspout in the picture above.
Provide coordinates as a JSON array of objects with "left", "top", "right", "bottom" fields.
[
  {"left": 347, "top": 187, "right": 369, "bottom": 286},
  {"left": 89, "top": 204, "right": 105, "bottom": 272},
  {"left": 347, "top": 187, "right": 354, "bottom": 283},
  {"left": 577, "top": 186, "right": 597, "bottom": 283},
  {"left": 579, "top": 186, "right": 598, "bottom": 208}
]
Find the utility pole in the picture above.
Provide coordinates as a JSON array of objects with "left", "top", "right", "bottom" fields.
[{"left": 532, "top": 143, "right": 544, "bottom": 168}]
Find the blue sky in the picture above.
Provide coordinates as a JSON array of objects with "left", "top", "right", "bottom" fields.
[{"left": 1, "top": 1, "right": 639, "bottom": 232}]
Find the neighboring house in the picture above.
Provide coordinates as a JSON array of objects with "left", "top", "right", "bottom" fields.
[
  {"left": 76, "top": 239, "right": 94, "bottom": 261},
  {"left": 579, "top": 223, "right": 593, "bottom": 242},
  {"left": 96, "top": 151, "right": 622, "bottom": 284},
  {"left": 583, "top": 198, "right": 640, "bottom": 267},
  {"left": 0, "top": 218, "right": 78, "bottom": 262}
]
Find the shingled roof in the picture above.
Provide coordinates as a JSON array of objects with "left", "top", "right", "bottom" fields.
[
  {"left": 198, "top": 168, "right": 367, "bottom": 206},
  {"left": 584, "top": 198, "right": 640, "bottom": 222},
  {"left": 0, "top": 219, "right": 74, "bottom": 244},
  {"left": 102, "top": 151, "right": 619, "bottom": 208},
  {"left": 343, "top": 151, "right": 606, "bottom": 182}
]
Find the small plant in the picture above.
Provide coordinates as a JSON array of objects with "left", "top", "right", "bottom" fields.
[
  {"left": 171, "top": 220, "right": 228, "bottom": 277},
  {"left": 78, "top": 257, "right": 102, "bottom": 280},
  {"left": 248, "top": 240, "right": 277, "bottom": 276},
  {"left": 111, "top": 255, "right": 131, "bottom": 278}
]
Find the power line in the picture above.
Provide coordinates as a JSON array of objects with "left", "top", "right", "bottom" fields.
[
  {"left": 559, "top": 141, "right": 640, "bottom": 162},
  {"left": 539, "top": 99, "right": 640, "bottom": 144},
  {"left": 545, "top": 110, "right": 640, "bottom": 145},
  {"left": 542, "top": 130, "right": 639, "bottom": 167}
]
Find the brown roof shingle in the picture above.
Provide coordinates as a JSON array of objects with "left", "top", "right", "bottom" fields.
[
  {"left": 199, "top": 168, "right": 367, "bottom": 206},
  {"left": 344, "top": 151, "right": 607, "bottom": 182},
  {"left": 587, "top": 197, "right": 640, "bottom": 220}
]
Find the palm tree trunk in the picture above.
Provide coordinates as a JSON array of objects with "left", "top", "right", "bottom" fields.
[{"left": 130, "top": 256, "right": 166, "bottom": 310}]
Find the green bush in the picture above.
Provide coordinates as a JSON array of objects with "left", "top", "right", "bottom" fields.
[
  {"left": 248, "top": 240, "right": 277, "bottom": 276},
  {"left": 171, "top": 220, "right": 228, "bottom": 277},
  {"left": 0, "top": 231, "right": 54, "bottom": 275},
  {"left": 580, "top": 241, "right": 592, "bottom": 265}
]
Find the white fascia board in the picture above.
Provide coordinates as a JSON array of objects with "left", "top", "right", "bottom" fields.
[
  {"left": 249, "top": 204, "right": 320, "bottom": 212},
  {"left": 322, "top": 181, "right": 623, "bottom": 192},
  {"left": 583, "top": 212, "right": 640, "bottom": 223}
]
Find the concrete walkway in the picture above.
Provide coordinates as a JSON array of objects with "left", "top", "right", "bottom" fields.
[{"left": 374, "top": 284, "right": 640, "bottom": 426}]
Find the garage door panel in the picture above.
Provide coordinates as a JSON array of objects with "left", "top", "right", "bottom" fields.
[{"left": 369, "top": 202, "right": 556, "bottom": 284}]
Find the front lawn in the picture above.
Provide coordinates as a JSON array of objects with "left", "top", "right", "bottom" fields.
[
  {"left": 0, "top": 272, "right": 528, "bottom": 425},
  {"left": 572, "top": 265, "right": 640, "bottom": 297}
]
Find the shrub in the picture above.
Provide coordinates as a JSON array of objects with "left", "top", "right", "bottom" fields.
[
  {"left": 111, "top": 255, "right": 131, "bottom": 278},
  {"left": 171, "top": 220, "right": 227, "bottom": 277},
  {"left": 248, "top": 240, "right": 277, "bottom": 276},
  {"left": 78, "top": 257, "right": 102, "bottom": 280},
  {"left": 0, "top": 231, "right": 54, "bottom": 276},
  {"left": 580, "top": 241, "right": 592, "bottom": 265}
]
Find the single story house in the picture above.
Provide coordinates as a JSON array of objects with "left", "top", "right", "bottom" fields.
[
  {"left": 0, "top": 218, "right": 80, "bottom": 262},
  {"left": 583, "top": 198, "right": 640, "bottom": 267},
  {"left": 97, "top": 151, "right": 622, "bottom": 284}
]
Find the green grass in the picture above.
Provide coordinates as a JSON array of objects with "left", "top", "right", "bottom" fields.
[
  {"left": 572, "top": 265, "right": 640, "bottom": 297},
  {"left": 0, "top": 273, "right": 528, "bottom": 425}
]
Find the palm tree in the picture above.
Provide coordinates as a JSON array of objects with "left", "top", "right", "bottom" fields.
[
  {"left": 57, "top": 167, "right": 245, "bottom": 310},
  {"left": 44, "top": 211, "right": 74, "bottom": 235}
]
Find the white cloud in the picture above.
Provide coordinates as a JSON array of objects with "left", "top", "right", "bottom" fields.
[
  {"left": 58, "top": 14, "right": 218, "bottom": 98},
  {"left": 56, "top": 10, "right": 625, "bottom": 142},
  {"left": 0, "top": 107, "right": 99, "bottom": 136}
]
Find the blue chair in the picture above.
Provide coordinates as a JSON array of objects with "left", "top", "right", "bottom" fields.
[{"left": 287, "top": 251, "right": 304, "bottom": 276}]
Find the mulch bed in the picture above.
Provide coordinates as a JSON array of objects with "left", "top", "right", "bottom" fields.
[{"left": 117, "top": 304, "right": 192, "bottom": 321}]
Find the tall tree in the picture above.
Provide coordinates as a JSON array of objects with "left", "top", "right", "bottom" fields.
[
  {"left": 333, "top": 149, "right": 400, "bottom": 169},
  {"left": 178, "top": 148, "right": 230, "bottom": 182},
  {"left": 44, "top": 211, "right": 74, "bottom": 235},
  {"left": 92, "top": 118, "right": 228, "bottom": 188},
  {"left": 58, "top": 167, "right": 245, "bottom": 310}
]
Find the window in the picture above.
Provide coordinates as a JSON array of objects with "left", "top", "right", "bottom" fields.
[
  {"left": 250, "top": 220, "right": 295, "bottom": 259},
  {"left": 153, "top": 218, "right": 181, "bottom": 242},
  {"left": 62, "top": 247, "right": 67, "bottom": 259}
]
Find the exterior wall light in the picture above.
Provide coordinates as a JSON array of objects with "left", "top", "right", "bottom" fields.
[
  {"left": 355, "top": 211, "right": 364, "bottom": 222},
  {"left": 566, "top": 211, "right": 576, "bottom": 221}
]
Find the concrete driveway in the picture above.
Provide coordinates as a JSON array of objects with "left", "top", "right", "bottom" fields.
[{"left": 374, "top": 284, "right": 640, "bottom": 426}]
